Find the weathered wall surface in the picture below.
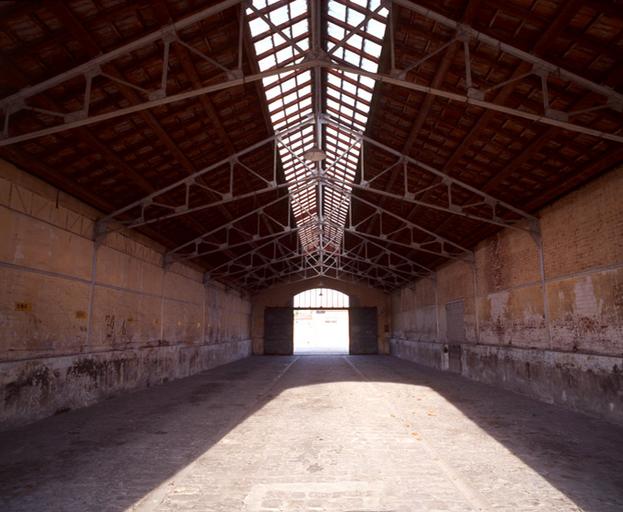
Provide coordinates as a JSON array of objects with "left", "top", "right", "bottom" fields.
[
  {"left": 391, "top": 167, "right": 623, "bottom": 424},
  {"left": 251, "top": 277, "right": 390, "bottom": 354},
  {"left": 0, "top": 160, "right": 252, "bottom": 429}
]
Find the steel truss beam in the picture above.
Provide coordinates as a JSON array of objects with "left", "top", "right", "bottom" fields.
[
  {"left": 207, "top": 237, "right": 366, "bottom": 286},
  {"left": 228, "top": 238, "right": 403, "bottom": 288},
  {"left": 209, "top": 241, "right": 430, "bottom": 285},
  {"left": 4, "top": 0, "right": 621, "bottom": 292},
  {"left": 221, "top": 232, "right": 427, "bottom": 290},
  {"left": 99, "top": 111, "right": 508, "bottom": 277},
  {"left": 0, "top": 59, "right": 315, "bottom": 147},
  {"left": 326, "top": 180, "right": 473, "bottom": 260},
  {"left": 271, "top": 117, "right": 477, "bottom": 263},
  {"left": 187, "top": 221, "right": 300, "bottom": 273},
  {"left": 312, "top": 241, "right": 418, "bottom": 283},
  {"left": 164, "top": 190, "right": 296, "bottom": 261},
  {"left": 95, "top": 117, "right": 313, "bottom": 236},
  {"left": 323, "top": 114, "right": 538, "bottom": 232},
  {"left": 228, "top": 2, "right": 621, "bottom": 290},
  {"left": 325, "top": 60, "right": 623, "bottom": 144},
  {"left": 346, "top": 224, "right": 461, "bottom": 263},
  {"left": 211, "top": 230, "right": 410, "bottom": 290},
  {"left": 245, "top": 272, "right": 380, "bottom": 292},
  {"left": 206, "top": 232, "right": 301, "bottom": 281},
  {"left": 244, "top": 260, "right": 394, "bottom": 291},
  {"left": 223, "top": 227, "right": 406, "bottom": 292},
  {"left": 337, "top": 193, "right": 472, "bottom": 260},
  {"left": 337, "top": 254, "right": 413, "bottom": 283},
  {"left": 94, "top": 108, "right": 528, "bottom": 288},
  {"left": 171, "top": 224, "right": 297, "bottom": 264},
  {"left": 2, "top": 1, "right": 620, "bottom": 148},
  {"left": 0, "top": 1, "right": 319, "bottom": 148},
  {"left": 249, "top": 262, "right": 398, "bottom": 291},
  {"left": 1, "top": 0, "right": 241, "bottom": 103},
  {"left": 218, "top": 252, "right": 305, "bottom": 280},
  {"left": 338, "top": 228, "right": 435, "bottom": 275},
  {"left": 394, "top": 1, "right": 622, "bottom": 108}
]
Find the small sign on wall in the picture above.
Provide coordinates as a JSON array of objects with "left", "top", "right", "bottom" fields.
[{"left": 15, "top": 302, "right": 32, "bottom": 312}]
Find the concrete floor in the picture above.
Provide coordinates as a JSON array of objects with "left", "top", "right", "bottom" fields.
[{"left": 1, "top": 356, "right": 622, "bottom": 512}]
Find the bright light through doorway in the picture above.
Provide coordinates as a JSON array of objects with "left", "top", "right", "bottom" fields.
[{"left": 293, "top": 288, "right": 349, "bottom": 354}]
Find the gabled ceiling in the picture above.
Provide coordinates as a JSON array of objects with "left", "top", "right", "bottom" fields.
[{"left": 1, "top": 0, "right": 622, "bottom": 293}]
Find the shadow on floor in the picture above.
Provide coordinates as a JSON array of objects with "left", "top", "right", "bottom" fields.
[{"left": 0, "top": 355, "right": 622, "bottom": 511}]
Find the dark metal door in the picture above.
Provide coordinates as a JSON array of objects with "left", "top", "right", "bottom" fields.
[
  {"left": 349, "top": 307, "right": 378, "bottom": 354},
  {"left": 446, "top": 300, "right": 466, "bottom": 342},
  {"left": 264, "top": 307, "right": 293, "bottom": 355}
]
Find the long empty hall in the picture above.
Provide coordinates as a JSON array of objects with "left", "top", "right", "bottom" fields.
[{"left": 1, "top": 0, "right": 622, "bottom": 511}]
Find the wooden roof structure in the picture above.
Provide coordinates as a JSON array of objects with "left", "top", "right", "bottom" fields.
[{"left": 1, "top": 0, "right": 622, "bottom": 292}]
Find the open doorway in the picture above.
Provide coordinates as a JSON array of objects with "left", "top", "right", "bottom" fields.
[{"left": 293, "top": 288, "right": 349, "bottom": 354}]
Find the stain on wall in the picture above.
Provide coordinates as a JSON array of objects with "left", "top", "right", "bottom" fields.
[
  {"left": 0, "top": 160, "right": 253, "bottom": 429},
  {"left": 391, "top": 166, "right": 623, "bottom": 424},
  {"left": 393, "top": 278, "right": 437, "bottom": 342},
  {"left": 548, "top": 270, "right": 623, "bottom": 354}
]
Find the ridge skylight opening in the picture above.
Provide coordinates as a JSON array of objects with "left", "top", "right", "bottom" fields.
[
  {"left": 248, "top": 0, "right": 318, "bottom": 252},
  {"left": 248, "top": 0, "right": 388, "bottom": 256},
  {"left": 321, "top": 0, "right": 388, "bottom": 249}
]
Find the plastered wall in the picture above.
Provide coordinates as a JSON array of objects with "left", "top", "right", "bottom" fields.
[
  {"left": 251, "top": 276, "right": 390, "bottom": 354},
  {"left": 0, "top": 160, "right": 252, "bottom": 429},
  {"left": 391, "top": 166, "right": 623, "bottom": 424}
]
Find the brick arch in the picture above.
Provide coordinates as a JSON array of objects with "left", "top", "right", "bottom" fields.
[
  {"left": 292, "top": 287, "right": 350, "bottom": 309},
  {"left": 258, "top": 277, "right": 375, "bottom": 307}
]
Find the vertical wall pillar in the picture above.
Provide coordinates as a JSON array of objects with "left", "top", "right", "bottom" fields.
[
  {"left": 159, "top": 263, "right": 166, "bottom": 343},
  {"left": 530, "top": 220, "right": 552, "bottom": 348},
  {"left": 202, "top": 274, "right": 209, "bottom": 345},
  {"left": 471, "top": 261, "right": 480, "bottom": 344},
  {"left": 433, "top": 273, "right": 440, "bottom": 342},
  {"left": 86, "top": 231, "right": 102, "bottom": 347}
]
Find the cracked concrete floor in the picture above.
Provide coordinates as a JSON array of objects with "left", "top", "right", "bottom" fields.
[{"left": 1, "top": 355, "right": 622, "bottom": 511}]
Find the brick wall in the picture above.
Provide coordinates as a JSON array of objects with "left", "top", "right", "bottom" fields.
[
  {"left": 0, "top": 160, "right": 252, "bottom": 429},
  {"left": 391, "top": 166, "right": 623, "bottom": 424},
  {"left": 393, "top": 277, "right": 437, "bottom": 342}
]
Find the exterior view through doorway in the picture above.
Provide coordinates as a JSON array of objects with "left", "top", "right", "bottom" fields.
[
  {"left": 293, "top": 288, "right": 349, "bottom": 354},
  {"left": 263, "top": 290, "right": 378, "bottom": 355}
]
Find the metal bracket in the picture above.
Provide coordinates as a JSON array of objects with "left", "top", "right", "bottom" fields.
[
  {"left": 226, "top": 68, "right": 244, "bottom": 80},
  {"left": 467, "top": 87, "right": 484, "bottom": 100},
  {"left": 528, "top": 218, "right": 542, "bottom": 246},
  {"left": 609, "top": 97, "right": 623, "bottom": 113},
  {"left": 455, "top": 24, "right": 472, "bottom": 42},
  {"left": 163, "top": 253, "right": 176, "bottom": 269},
  {"left": 545, "top": 108, "right": 569, "bottom": 122},
  {"left": 93, "top": 219, "right": 109, "bottom": 243}
]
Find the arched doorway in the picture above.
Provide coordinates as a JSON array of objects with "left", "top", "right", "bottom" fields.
[{"left": 293, "top": 288, "right": 349, "bottom": 354}]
